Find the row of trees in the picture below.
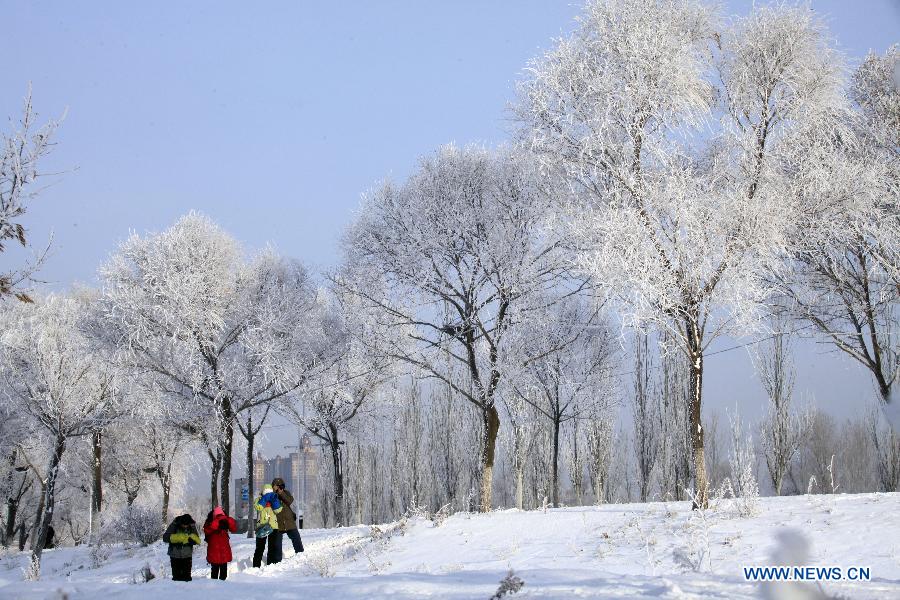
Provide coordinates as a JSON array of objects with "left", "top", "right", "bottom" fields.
[{"left": 0, "top": 0, "right": 897, "bottom": 579}]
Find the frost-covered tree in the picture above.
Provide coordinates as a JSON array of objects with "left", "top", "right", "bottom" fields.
[
  {"left": 655, "top": 338, "right": 692, "bottom": 500},
  {"left": 137, "top": 416, "right": 188, "bottom": 524},
  {"left": 755, "top": 326, "right": 810, "bottom": 495},
  {"left": 774, "top": 46, "right": 899, "bottom": 432},
  {"left": 868, "top": 405, "right": 900, "bottom": 492},
  {"left": 518, "top": 0, "right": 847, "bottom": 506},
  {"left": 283, "top": 286, "right": 393, "bottom": 526},
  {"left": 508, "top": 297, "right": 615, "bottom": 507},
  {"left": 632, "top": 332, "right": 659, "bottom": 502},
  {"left": 501, "top": 395, "right": 538, "bottom": 510},
  {"left": 101, "top": 213, "right": 319, "bottom": 514},
  {"left": 0, "top": 90, "right": 61, "bottom": 303},
  {"left": 341, "top": 145, "right": 570, "bottom": 511},
  {"left": 0, "top": 294, "right": 119, "bottom": 577},
  {"left": 585, "top": 412, "right": 613, "bottom": 504}
]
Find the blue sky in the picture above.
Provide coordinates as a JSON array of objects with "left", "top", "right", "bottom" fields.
[{"left": 2, "top": 1, "right": 898, "bottom": 460}]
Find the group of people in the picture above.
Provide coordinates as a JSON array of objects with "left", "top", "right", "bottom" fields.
[{"left": 162, "top": 477, "right": 304, "bottom": 582}]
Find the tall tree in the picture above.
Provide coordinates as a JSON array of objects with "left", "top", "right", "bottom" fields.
[
  {"left": 517, "top": 0, "right": 847, "bottom": 506},
  {"left": 283, "top": 286, "right": 393, "bottom": 526},
  {"left": 507, "top": 297, "right": 615, "bottom": 507},
  {"left": 775, "top": 46, "right": 899, "bottom": 432},
  {"left": 0, "top": 294, "right": 119, "bottom": 578},
  {"left": 101, "top": 214, "right": 319, "bottom": 514},
  {"left": 341, "top": 145, "right": 571, "bottom": 511},
  {"left": 0, "top": 90, "right": 61, "bottom": 303},
  {"left": 756, "top": 324, "right": 809, "bottom": 495}
]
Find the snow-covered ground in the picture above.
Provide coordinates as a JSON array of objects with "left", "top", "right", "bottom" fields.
[{"left": 1, "top": 492, "right": 897, "bottom": 599}]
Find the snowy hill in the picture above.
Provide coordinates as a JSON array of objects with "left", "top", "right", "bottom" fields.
[{"left": 2, "top": 493, "right": 897, "bottom": 599}]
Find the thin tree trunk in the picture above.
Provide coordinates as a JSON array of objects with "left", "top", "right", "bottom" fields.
[
  {"left": 686, "top": 319, "right": 708, "bottom": 509},
  {"left": 479, "top": 404, "right": 500, "bottom": 512},
  {"left": 3, "top": 449, "right": 17, "bottom": 547},
  {"left": 208, "top": 449, "right": 221, "bottom": 509},
  {"left": 514, "top": 464, "right": 525, "bottom": 510},
  {"left": 160, "top": 462, "right": 172, "bottom": 524},
  {"left": 329, "top": 423, "right": 344, "bottom": 526},
  {"left": 220, "top": 401, "right": 235, "bottom": 516},
  {"left": 370, "top": 451, "right": 377, "bottom": 524},
  {"left": 355, "top": 439, "right": 363, "bottom": 525},
  {"left": 571, "top": 421, "right": 583, "bottom": 505},
  {"left": 90, "top": 430, "right": 102, "bottom": 542},
  {"left": 593, "top": 474, "right": 603, "bottom": 506},
  {"left": 30, "top": 435, "right": 66, "bottom": 578},
  {"left": 29, "top": 480, "right": 46, "bottom": 552},
  {"left": 551, "top": 417, "right": 561, "bottom": 507},
  {"left": 246, "top": 422, "right": 255, "bottom": 538}
]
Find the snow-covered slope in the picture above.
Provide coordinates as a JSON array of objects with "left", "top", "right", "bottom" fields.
[{"left": 2, "top": 492, "right": 897, "bottom": 599}]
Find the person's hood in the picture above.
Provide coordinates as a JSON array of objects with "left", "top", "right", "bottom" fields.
[
  {"left": 212, "top": 506, "right": 225, "bottom": 517},
  {"left": 262, "top": 484, "right": 274, "bottom": 494},
  {"left": 176, "top": 514, "right": 195, "bottom": 526}
]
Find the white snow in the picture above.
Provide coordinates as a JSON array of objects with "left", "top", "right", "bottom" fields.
[{"left": 2, "top": 493, "right": 897, "bottom": 599}]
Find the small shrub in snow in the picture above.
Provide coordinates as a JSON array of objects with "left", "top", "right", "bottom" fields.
[
  {"left": 432, "top": 503, "right": 452, "bottom": 527},
  {"left": 490, "top": 570, "right": 524, "bottom": 599},
  {"left": 119, "top": 505, "right": 164, "bottom": 546},
  {"left": 89, "top": 542, "right": 112, "bottom": 569},
  {"left": 405, "top": 498, "right": 429, "bottom": 521},
  {"left": 727, "top": 412, "right": 761, "bottom": 517},
  {"left": 131, "top": 563, "right": 155, "bottom": 584},
  {"left": 673, "top": 487, "right": 717, "bottom": 572}
]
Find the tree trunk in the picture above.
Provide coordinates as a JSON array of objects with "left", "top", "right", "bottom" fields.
[
  {"left": 687, "top": 328, "right": 708, "bottom": 509},
  {"left": 551, "top": 417, "right": 561, "bottom": 507},
  {"left": 479, "top": 404, "right": 500, "bottom": 512},
  {"left": 30, "top": 435, "right": 66, "bottom": 579},
  {"left": 220, "top": 401, "right": 235, "bottom": 516},
  {"left": 29, "top": 479, "right": 46, "bottom": 552},
  {"left": 90, "top": 430, "right": 102, "bottom": 543},
  {"left": 246, "top": 424, "right": 255, "bottom": 538},
  {"left": 514, "top": 464, "right": 525, "bottom": 510},
  {"left": 370, "top": 451, "right": 377, "bottom": 524},
  {"left": 3, "top": 449, "right": 18, "bottom": 547},
  {"left": 329, "top": 423, "right": 344, "bottom": 526},
  {"left": 18, "top": 522, "right": 28, "bottom": 551},
  {"left": 208, "top": 449, "right": 221, "bottom": 509},
  {"left": 513, "top": 419, "right": 526, "bottom": 510},
  {"left": 160, "top": 462, "right": 172, "bottom": 525},
  {"left": 571, "top": 421, "right": 583, "bottom": 505},
  {"left": 354, "top": 439, "right": 363, "bottom": 525}
]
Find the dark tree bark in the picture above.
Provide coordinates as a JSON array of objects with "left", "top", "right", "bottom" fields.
[
  {"left": 91, "top": 430, "right": 102, "bottom": 541},
  {"left": 208, "top": 448, "right": 221, "bottom": 509},
  {"left": 551, "top": 415, "right": 561, "bottom": 507},
  {"left": 30, "top": 435, "right": 66, "bottom": 577},
  {"left": 329, "top": 423, "right": 344, "bottom": 526},
  {"left": 684, "top": 316, "right": 708, "bottom": 509}
]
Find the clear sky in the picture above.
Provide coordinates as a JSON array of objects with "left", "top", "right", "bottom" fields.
[{"left": 3, "top": 1, "right": 898, "bottom": 461}]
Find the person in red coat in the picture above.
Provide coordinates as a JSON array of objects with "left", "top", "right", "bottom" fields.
[{"left": 203, "top": 506, "right": 237, "bottom": 580}]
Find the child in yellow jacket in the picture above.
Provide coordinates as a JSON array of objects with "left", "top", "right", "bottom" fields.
[{"left": 163, "top": 513, "right": 201, "bottom": 581}]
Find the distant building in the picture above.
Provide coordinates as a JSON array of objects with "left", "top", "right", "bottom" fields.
[{"left": 251, "top": 434, "right": 319, "bottom": 512}]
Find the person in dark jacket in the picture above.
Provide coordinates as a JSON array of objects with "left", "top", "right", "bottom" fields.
[
  {"left": 163, "top": 513, "right": 201, "bottom": 581},
  {"left": 271, "top": 478, "right": 304, "bottom": 554},
  {"left": 203, "top": 506, "right": 237, "bottom": 580},
  {"left": 252, "top": 484, "right": 283, "bottom": 568}
]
